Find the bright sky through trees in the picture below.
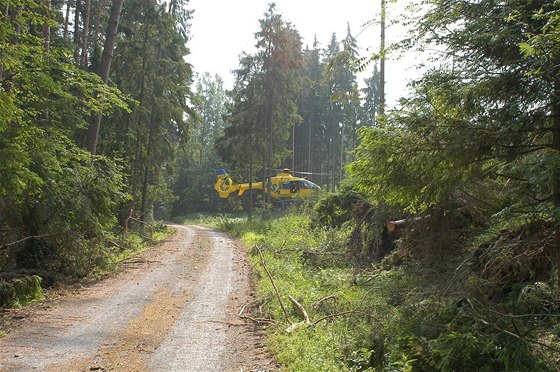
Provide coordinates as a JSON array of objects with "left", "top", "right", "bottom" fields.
[{"left": 188, "top": 0, "right": 417, "bottom": 106}]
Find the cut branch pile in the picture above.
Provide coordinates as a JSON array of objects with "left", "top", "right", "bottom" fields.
[{"left": 252, "top": 245, "right": 378, "bottom": 334}]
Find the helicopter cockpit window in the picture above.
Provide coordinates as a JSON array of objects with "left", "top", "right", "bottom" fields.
[
  {"left": 281, "top": 181, "right": 291, "bottom": 189},
  {"left": 290, "top": 181, "right": 299, "bottom": 193},
  {"left": 301, "top": 180, "right": 320, "bottom": 190}
]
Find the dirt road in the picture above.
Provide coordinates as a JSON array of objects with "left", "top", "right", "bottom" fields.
[{"left": 0, "top": 225, "right": 275, "bottom": 371}]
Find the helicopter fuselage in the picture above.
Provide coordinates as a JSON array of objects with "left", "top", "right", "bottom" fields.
[{"left": 214, "top": 169, "right": 320, "bottom": 200}]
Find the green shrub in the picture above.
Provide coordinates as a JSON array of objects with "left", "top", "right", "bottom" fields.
[{"left": 0, "top": 276, "right": 43, "bottom": 308}]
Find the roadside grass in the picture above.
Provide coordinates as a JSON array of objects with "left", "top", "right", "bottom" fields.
[
  {"left": 97, "top": 222, "right": 173, "bottom": 279},
  {"left": 0, "top": 222, "right": 172, "bottom": 309},
  {"left": 217, "top": 212, "right": 393, "bottom": 370},
  {"left": 0, "top": 222, "right": 173, "bottom": 337},
  {"left": 173, "top": 212, "right": 246, "bottom": 227},
  {"left": 216, "top": 210, "right": 560, "bottom": 371}
]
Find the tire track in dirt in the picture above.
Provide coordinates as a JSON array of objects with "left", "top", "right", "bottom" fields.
[{"left": 0, "top": 225, "right": 276, "bottom": 371}]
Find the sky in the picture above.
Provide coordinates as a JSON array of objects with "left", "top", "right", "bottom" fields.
[{"left": 187, "top": 0, "right": 420, "bottom": 107}]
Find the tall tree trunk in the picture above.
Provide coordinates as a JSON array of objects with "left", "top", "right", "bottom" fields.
[
  {"left": 0, "top": 3, "right": 9, "bottom": 80},
  {"left": 73, "top": 0, "right": 81, "bottom": 63},
  {"left": 41, "top": 0, "right": 51, "bottom": 123},
  {"left": 552, "top": 80, "right": 560, "bottom": 209},
  {"left": 329, "top": 131, "right": 335, "bottom": 191},
  {"left": 248, "top": 151, "right": 253, "bottom": 221},
  {"left": 308, "top": 117, "right": 312, "bottom": 173},
  {"left": 14, "top": 6, "right": 21, "bottom": 36},
  {"left": 262, "top": 156, "right": 267, "bottom": 209},
  {"left": 379, "top": 0, "right": 386, "bottom": 116},
  {"left": 92, "top": 0, "right": 106, "bottom": 48},
  {"left": 140, "top": 163, "right": 149, "bottom": 221},
  {"left": 80, "top": 0, "right": 91, "bottom": 67},
  {"left": 85, "top": 0, "right": 125, "bottom": 155},
  {"left": 42, "top": 0, "right": 51, "bottom": 53},
  {"left": 129, "top": 19, "right": 149, "bottom": 213},
  {"left": 63, "top": 0, "right": 71, "bottom": 40},
  {"left": 292, "top": 123, "right": 296, "bottom": 172},
  {"left": 140, "top": 107, "right": 157, "bottom": 223},
  {"left": 339, "top": 127, "right": 344, "bottom": 185},
  {"left": 130, "top": 128, "right": 142, "bottom": 208}
]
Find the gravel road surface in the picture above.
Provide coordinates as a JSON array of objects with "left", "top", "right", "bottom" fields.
[{"left": 0, "top": 225, "right": 275, "bottom": 371}]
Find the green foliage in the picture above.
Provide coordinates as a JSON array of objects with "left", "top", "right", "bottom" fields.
[
  {"left": 169, "top": 73, "right": 227, "bottom": 216},
  {"left": 216, "top": 211, "right": 560, "bottom": 371},
  {"left": 99, "top": 0, "right": 194, "bottom": 221},
  {"left": 0, "top": 138, "right": 129, "bottom": 279},
  {"left": 349, "top": 0, "right": 560, "bottom": 220},
  {"left": 311, "top": 188, "right": 366, "bottom": 229},
  {"left": 216, "top": 4, "right": 303, "bottom": 201},
  {"left": 0, "top": 0, "right": 195, "bottom": 286},
  {"left": 0, "top": 276, "right": 43, "bottom": 308}
]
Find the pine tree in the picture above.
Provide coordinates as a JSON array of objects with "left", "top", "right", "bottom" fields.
[
  {"left": 362, "top": 63, "right": 381, "bottom": 127},
  {"left": 216, "top": 3, "right": 303, "bottom": 207},
  {"left": 350, "top": 0, "right": 560, "bottom": 221}
]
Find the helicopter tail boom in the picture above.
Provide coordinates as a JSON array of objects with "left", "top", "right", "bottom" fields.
[
  {"left": 214, "top": 170, "right": 263, "bottom": 198},
  {"left": 214, "top": 170, "right": 239, "bottom": 198}
]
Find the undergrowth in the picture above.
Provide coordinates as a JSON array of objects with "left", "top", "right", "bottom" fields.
[
  {"left": 217, "top": 209, "right": 560, "bottom": 371},
  {"left": 0, "top": 222, "right": 172, "bottom": 311}
]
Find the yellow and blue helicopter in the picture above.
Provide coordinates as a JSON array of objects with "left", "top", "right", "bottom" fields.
[{"left": 214, "top": 169, "right": 320, "bottom": 201}]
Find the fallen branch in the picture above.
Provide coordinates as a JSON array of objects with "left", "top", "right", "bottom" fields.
[
  {"left": 239, "top": 304, "right": 248, "bottom": 316},
  {"left": 207, "top": 319, "right": 245, "bottom": 326},
  {"left": 238, "top": 300, "right": 257, "bottom": 316},
  {"left": 256, "top": 245, "right": 292, "bottom": 324},
  {"left": 312, "top": 311, "right": 379, "bottom": 326},
  {"left": 288, "top": 295, "right": 310, "bottom": 324},
  {"left": 285, "top": 321, "right": 308, "bottom": 333},
  {"left": 312, "top": 295, "right": 338, "bottom": 309},
  {"left": 240, "top": 315, "right": 276, "bottom": 324},
  {"left": 0, "top": 233, "right": 56, "bottom": 252},
  {"left": 129, "top": 216, "right": 154, "bottom": 233},
  {"left": 119, "top": 208, "right": 134, "bottom": 244}
]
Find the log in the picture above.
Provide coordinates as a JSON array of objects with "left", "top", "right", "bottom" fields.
[
  {"left": 386, "top": 219, "right": 408, "bottom": 233},
  {"left": 387, "top": 216, "right": 430, "bottom": 233}
]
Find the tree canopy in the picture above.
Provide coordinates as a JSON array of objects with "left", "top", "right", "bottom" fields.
[{"left": 349, "top": 0, "right": 560, "bottom": 222}]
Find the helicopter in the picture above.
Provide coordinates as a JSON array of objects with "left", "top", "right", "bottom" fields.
[{"left": 214, "top": 169, "right": 321, "bottom": 201}]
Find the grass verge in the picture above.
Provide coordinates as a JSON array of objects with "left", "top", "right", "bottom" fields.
[{"left": 216, "top": 211, "right": 560, "bottom": 371}]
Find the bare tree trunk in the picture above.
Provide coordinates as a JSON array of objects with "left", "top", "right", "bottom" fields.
[
  {"left": 92, "top": 0, "right": 106, "bottom": 48},
  {"left": 80, "top": 0, "right": 91, "bottom": 67},
  {"left": 292, "top": 123, "right": 295, "bottom": 171},
  {"left": 42, "top": 0, "right": 51, "bottom": 53},
  {"left": 379, "top": 0, "right": 386, "bottom": 116},
  {"left": 329, "top": 137, "right": 334, "bottom": 192},
  {"left": 140, "top": 164, "right": 149, "bottom": 221},
  {"left": 63, "top": 0, "right": 71, "bottom": 40},
  {"left": 14, "top": 6, "right": 22, "bottom": 36},
  {"left": 130, "top": 128, "right": 142, "bottom": 208},
  {"left": 552, "top": 80, "right": 560, "bottom": 209},
  {"left": 248, "top": 151, "right": 253, "bottom": 221},
  {"left": 85, "top": 0, "right": 125, "bottom": 155},
  {"left": 73, "top": 0, "right": 81, "bottom": 63},
  {"left": 0, "top": 3, "right": 9, "bottom": 80},
  {"left": 339, "top": 127, "right": 344, "bottom": 185},
  {"left": 129, "top": 18, "right": 149, "bottom": 213},
  {"left": 308, "top": 117, "right": 312, "bottom": 173}
]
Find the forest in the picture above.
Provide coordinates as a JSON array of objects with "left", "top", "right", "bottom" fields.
[{"left": 1, "top": 0, "right": 559, "bottom": 370}]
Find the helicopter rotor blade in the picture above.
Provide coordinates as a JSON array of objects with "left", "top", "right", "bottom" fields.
[{"left": 272, "top": 168, "right": 330, "bottom": 176}]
